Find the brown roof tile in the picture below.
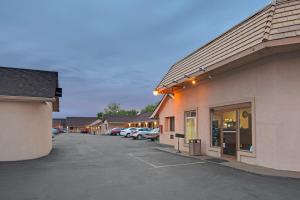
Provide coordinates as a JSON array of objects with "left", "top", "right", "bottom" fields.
[
  {"left": 66, "top": 117, "right": 98, "bottom": 127},
  {"left": 157, "top": 0, "right": 300, "bottom": 89},
  {"left": 0, "top": 66, "right": 59, "bottom": 98}
]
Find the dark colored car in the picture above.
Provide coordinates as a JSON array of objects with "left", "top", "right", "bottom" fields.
[
  {"left": 110, "top": 128, "right": 124, "bottom": 136},
  {"left": 81, "top": 128, "right": 89, "bottom": 134}
]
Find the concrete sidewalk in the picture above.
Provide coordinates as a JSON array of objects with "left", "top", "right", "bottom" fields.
[{"left": 154, "top": 146, "right": 300, "bottom": 179}]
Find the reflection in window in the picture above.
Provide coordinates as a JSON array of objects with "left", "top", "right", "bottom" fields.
[
  {"left": 185, "top": 111, "right": 197, "bottom": 143},
  {"left": 211, "top": 111, "right": 221, "bottom": 147},
  {"left": 239, "top": 107, "right": 252, "bottom": 151}
]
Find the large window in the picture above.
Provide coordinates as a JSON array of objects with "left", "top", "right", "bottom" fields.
[
  {"left": 210, "top": 104, "right": 253, "bottom": 153},
  {"left": 165, "top": 117, "right": 175, "bottom": 132},
  {"left": 185, "top": 110, "right": 197, "bottom": 143}
]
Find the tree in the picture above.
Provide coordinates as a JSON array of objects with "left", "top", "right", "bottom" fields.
[
  {"left": 97, "top": 103, "right": 138, "bottom": 118},
  {"left": 104, "top": 103, "right": 121, "bottom": 115},
  {"left": 141, "top": 103, "right": 158, "bottom": 113},
  {"left": 97, "top": 112, "right": 104, "bottom": 119}
]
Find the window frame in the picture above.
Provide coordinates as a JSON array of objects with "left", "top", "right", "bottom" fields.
[
  {"left": 165, "top": 116, "right": 175, "bottom": 132},
  {"left": 184, "top": 110, "right": 197, "bottom": 143},
  {"left": 209, "top": 102, "right": 254, "bottom": 153}
]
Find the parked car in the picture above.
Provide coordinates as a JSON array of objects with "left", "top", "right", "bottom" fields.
[
  {"left": 81, "top": 128, "right": 89, "bottom": 134},
  {"left": 110, "top": 128, "right": 124, "bottom": 136},
  {"left": 144, "top": 128, "right": 160, "bottom": 141},
  {"left": 131, "top": 128, "right": 154, "bottom": 140},
  {"left": 129, "top": 127, "right": 150, "bottom": 137},
  {"left": 55, "top": 128, "right": 65, "bottom": 134},
  {"left": 52, "top": 128, "right": 59, "bottom": 139},
  {"left": 120, "top": 127, "right": 137, "bottom": 137}
]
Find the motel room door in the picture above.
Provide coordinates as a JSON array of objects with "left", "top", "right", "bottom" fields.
[{"left": 221, "top": 110, "right": 237, "bottom": 158}]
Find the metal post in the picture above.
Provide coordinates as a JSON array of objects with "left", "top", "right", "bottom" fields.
[{"left": 177, "top": 137, "right": 181, "bottom": 153}]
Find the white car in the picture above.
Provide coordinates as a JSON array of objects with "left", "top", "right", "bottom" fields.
[
  {"left": 132, "top": 128, "right": 153, "bottom": 140},
  {"left": 120, "top": 127, "right": 137, "bottom": 137}
]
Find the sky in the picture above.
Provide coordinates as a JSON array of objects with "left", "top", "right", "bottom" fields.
[{"left": 0, "top": 0, "right": 270, "bottom": 117}]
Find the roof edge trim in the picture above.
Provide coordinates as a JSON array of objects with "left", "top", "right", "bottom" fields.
[{"left": 0, "top": 95, "right": 56, "bottom": 103}]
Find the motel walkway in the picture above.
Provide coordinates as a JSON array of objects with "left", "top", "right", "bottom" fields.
[{"left": 0, "top": 134, "right": 299, "bottom": 200}]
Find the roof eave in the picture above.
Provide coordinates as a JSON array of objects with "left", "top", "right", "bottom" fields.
[
  {"left": 157, "top": 36, "right": 300, "bottom": 93},
  {"left": 0, "top": 95, "right": 56, "bottom": 103}
]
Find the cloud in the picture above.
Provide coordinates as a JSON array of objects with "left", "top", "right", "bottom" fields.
[{"left": 0, "top": 0, "right": 270, "bottom": 117}]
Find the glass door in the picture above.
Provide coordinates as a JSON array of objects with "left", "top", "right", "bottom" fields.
[
  {"left": 222, "top": 110, "right": 237, "bottom": 157},
  {"left": 185, "top": 111, "right": 197, "bottom": 143}
]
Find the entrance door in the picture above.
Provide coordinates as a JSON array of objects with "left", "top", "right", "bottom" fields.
[{"left": 222, "top": 110, "right": 237, "bottom": 157}]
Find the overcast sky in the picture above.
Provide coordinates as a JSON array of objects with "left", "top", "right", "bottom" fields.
[{"left": 0, "top": 0, "right": 270, "bottom": 117}]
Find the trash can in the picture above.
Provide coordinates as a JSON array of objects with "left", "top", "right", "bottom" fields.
[{"left": 189, "top": 139, "right": 201, "bottom": 156}]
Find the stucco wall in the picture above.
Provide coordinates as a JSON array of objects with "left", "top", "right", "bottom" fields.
[
  {"left": 0, "top": 101, "right": 53, "bottom": 161},
  {"left": 158, "top": 50, "right": 300, "bottom": 172},
  {"left": 158, "top": 96, "right": 176, "bottom": 146}
]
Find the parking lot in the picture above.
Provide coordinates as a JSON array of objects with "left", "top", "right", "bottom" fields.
[{"left": 0, "top": 134, "right": 299, "bottom": 200}]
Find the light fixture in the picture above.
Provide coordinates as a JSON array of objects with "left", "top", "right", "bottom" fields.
[
  {"left": 199, "top": 67, "right": 206, "bottom": 72},
  {"left": 153, "top": 90, "right": 159, "bottom": 96},
  {"left": 192, "top": 80, "right": 196, "bottom": 85}
]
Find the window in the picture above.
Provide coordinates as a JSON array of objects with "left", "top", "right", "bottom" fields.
[
  {"left": 239, "top": 107, "right": 252, "bottom": 151},
  {"left": 165, "top": 117, "right": 175, "bottom": 132},
  {"left": 210, "top": 104, "right": 253, "bottom": 153},
  {"left": 185, "top": 110, "right": 197, "bottom": 143},
  {"left": 211, "top": 110, "right": 221, "bottom": 147}
]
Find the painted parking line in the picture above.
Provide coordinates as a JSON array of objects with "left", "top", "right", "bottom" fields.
[
  {"left": 128, "top": 153, "right": 158, "bottom": 168},
  {"left": 154, "top": 161, "right": 206, "bottom": 168},
  {"left": 128, "top": 153, "right": 206, "bottom": 169}
]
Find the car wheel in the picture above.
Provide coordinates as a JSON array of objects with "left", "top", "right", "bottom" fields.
[
  {"left": 137, "top": 135, "right": 142, "bottom": 140},
  {"left": 126, "top": 133, "right": 130, "bottom": 138}
]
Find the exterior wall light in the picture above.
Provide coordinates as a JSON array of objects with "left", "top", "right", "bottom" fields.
[
  {"left": 153, "top": 90, "right": 159, "bottom": 96},
  {"left": 192, "top": 80, "right": 196, "bottom": 85}
]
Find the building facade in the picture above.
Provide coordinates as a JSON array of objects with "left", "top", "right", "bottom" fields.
[
  {"left": 66, "top": 117, "right": 98, "bottom": 133},
  {"left": 0, "top": 66, "right": 61, "bottom": 161},
  {"left": 88, "top": 113, "right": 159, "bottom": 135},
  {"left": 152, "top": 0, "right": 300, "bottom": 172}
]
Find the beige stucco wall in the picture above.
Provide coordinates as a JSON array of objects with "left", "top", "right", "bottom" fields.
[
  {"left": 158, "top": 96, "right": 176, "bottom": 146},
  {"left": 0, "top": 101, "right": 53, "bottom": 161},
  {"left": 158, "top": 50, "right": 300, "bottom": 172}
]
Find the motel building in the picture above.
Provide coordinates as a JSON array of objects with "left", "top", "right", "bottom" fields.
[
  {"left": 0, "top": 66, "right": 61, "bottom": 161},
  {"left": 152, "top": 0, "right": 300, "bottom": 172}
]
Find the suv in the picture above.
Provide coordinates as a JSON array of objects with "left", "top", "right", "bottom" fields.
[{"left": 120, "top": 128, "right": 137, "bottom": 137}]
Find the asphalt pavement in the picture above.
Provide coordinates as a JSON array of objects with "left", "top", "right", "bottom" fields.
[{"left": 0, "top": 133, "right": 299, "bottom": 200}]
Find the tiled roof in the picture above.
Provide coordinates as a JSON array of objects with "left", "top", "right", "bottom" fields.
[
  {"left": 66, "top": 117, "right": 98, "bottom": 127},
  {"left": 132, "top": 112, "right": 157, "bottom": 122},
  {"left": 53, "top": 118, "right": 66, "bottom": 128},
  {"left": 103, "top": 112, "right": 156, "bottom": 123},
  {"left": 0, "top": 66, "right": 58, "bottom": 98},
  {"left": 157, "top": 0, "right": 300, "bottom": 89},
  {"left": 88, "top": 119, "right": 102, "bottom": 126}
]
